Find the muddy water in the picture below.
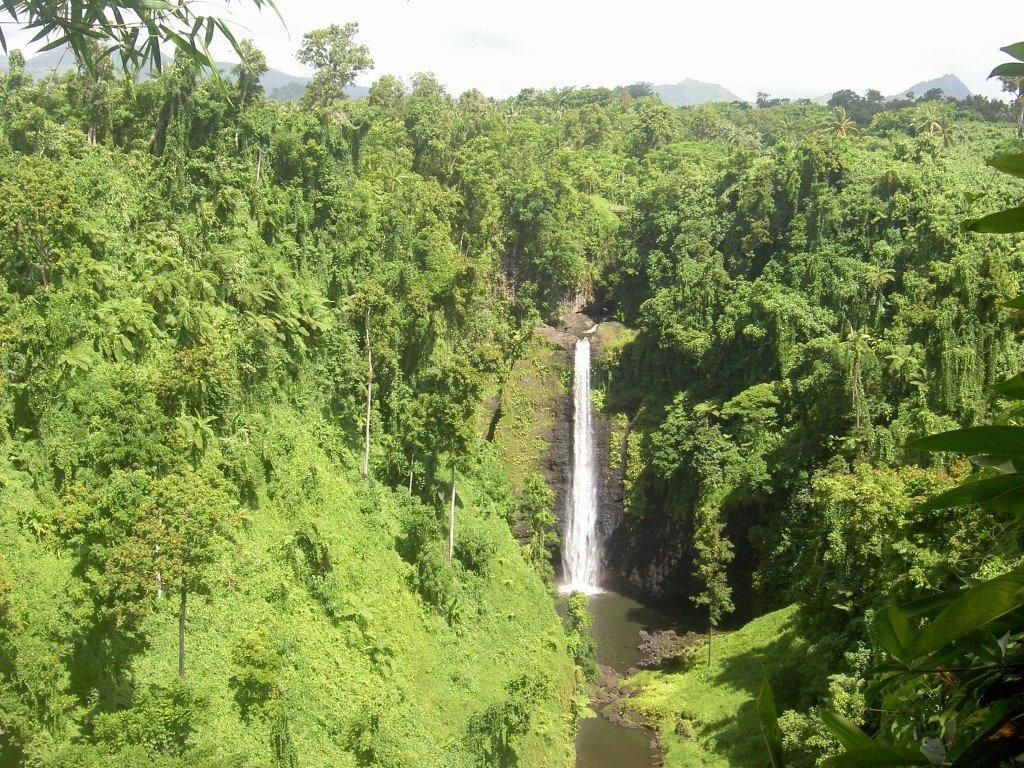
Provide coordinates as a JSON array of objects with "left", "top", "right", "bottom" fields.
[
  {"left": 573, "top": 589, "right": 673, "bottom": 768},
  {"left": 575, "top": 717, "right": 654, "bottom": 768}
]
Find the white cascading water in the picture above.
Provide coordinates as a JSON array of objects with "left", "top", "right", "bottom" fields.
[{"left": 561, "top": 334, "right": 601, "bottom": 594}]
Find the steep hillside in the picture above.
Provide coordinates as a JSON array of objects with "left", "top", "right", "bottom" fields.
[
  {"left": 0, "top": 63, "right": 580, "bottom": 767},
  {"left": 1, "top": 411, "right": 576, "bottom": 767}
]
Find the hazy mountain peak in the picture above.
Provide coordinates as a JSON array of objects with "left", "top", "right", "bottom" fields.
[
  {"left": 653, "top": 78, "right": 741, "bottom": 107},
  {"left": 891, "top": 73, "right": 971, "bottom": 100}
]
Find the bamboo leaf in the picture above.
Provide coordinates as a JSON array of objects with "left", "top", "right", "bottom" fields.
[{"left": 37, "top": 35, "right": 72, "bottom": 53}]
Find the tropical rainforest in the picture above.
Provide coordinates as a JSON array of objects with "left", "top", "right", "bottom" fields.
[{"left": 1, "top": 5, "right": 1024, "bottom": 767}]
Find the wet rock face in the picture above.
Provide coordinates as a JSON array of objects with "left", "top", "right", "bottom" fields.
[
  {"left": 535, "top": 323, "right": 576, "bottom": 351},
  {"left": 534, "top": 321, "right": 580, "bottom": 579},
  {"left": 544, "top": 370, "right": 573, "bottom": 566},
  {"left": 605, "top": 505, "right": 698, "bottom": 602},
  {"left": 546, "top": 315, "right": 593, "bottom": 578},
  {"left": 590, "top": 406, "right": 623, "bottom": 572},
  {"left": 636, "top": 629, "right": 700, "bottom": 669},
  {"left": 548, "top": 313, "right": 702, "bottom": 602},
  {"left": 548, "top": 313, "right": 658, "bottom": 593},
  {"left": 559, "top": 312, "right": 597, "bottom": 337}
]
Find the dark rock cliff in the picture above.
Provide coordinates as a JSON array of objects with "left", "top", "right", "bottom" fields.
[{"left": 494, "top": 314, "right": 725, "bottom": 609}]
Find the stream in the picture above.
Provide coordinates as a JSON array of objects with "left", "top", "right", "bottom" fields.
[{"left": 574, "top": 589, "right": 670, "bottom": 768}]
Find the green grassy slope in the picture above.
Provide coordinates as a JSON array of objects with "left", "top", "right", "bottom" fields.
[
  {"left": 626, "top": 606, "right": 805, "bottom": 768},
  {"left": 0, "top": 404, "right": 576, "bottom": 767},
  {"left": 488, "top": 331, "right": 571, "bottom": 492}
]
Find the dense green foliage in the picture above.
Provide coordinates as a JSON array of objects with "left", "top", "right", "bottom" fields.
[
  {"left": 598, "top": 91, "right": 1024, "bottom": 724},
  {"left": 800, "top": 42, "right": 1024, "bottom": 768},
  {"left": 628, "top": 605, "right": 810, "bottom": 768},
  {"left": 3, "top": 21, "right": 1024, "bottom": 766},
  {"left": 0, "top": 42, "right": 589, "bottom": 768}
]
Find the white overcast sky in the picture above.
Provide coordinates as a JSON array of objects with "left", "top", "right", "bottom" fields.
[{"left": 4, "top": 0, "right": 1021, "bottom": 99}]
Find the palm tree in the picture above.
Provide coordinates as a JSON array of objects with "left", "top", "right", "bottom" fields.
[
  {"left": 822, "top": 107, "right": 858, "bottom": 137},
  {"left": 864, "top": 263, "right": 895, "bottom": 322},
  {"left": 844, "top": 323, "right": 875, "bottom": 430},
  {"left": 886, "top": 344, "right": 925, "bottom": 395},
  {"left": 913, "top": 105, "right": 957, "bottom": 146}
]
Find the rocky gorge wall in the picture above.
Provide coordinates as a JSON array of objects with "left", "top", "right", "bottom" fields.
[{"left": 490, "top": 314, "right": 698, "bottom": 602}]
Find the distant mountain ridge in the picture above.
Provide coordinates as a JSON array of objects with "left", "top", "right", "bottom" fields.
[
  {"left": 812, "top": 73, "right": 973, "bottom": 105},
  {"left": 653, "top": 78, "right": 741, "bottom": 106},
  {"left": 0, "top": 49, "right": 975, "bottom": 106},
  {"left": 0, "top": 45, "right": 355, "bottom": 101},
  {"left": 892, "top": 73, "right": 971, "bottom": 100}
]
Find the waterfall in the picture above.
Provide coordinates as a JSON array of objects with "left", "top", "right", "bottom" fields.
[{"left": 561, "top": 335, "right": 601, "bottom": 594}]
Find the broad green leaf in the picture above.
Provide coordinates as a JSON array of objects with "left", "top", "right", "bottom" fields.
[
  {"left": 820, "top": 711, "right": 873, "bottom": 752},
  {"left": 907, "top": 426, "right": 1024, "bottom": 457},
  {"left": 1001, "top": 41, "right": 1024, "bottom": 62},
  {"left": 1002, "top": 296, "right": 1024, "bottom": 310},
  {"left": 911, "top": 567, "right": 1024, "bottom": 658},
  {"left": 899, "top": 589, "right": 964, "bottom": 619},
  {"left": 966, "top": 454, "right": 1017, "bottom": 473},
  {"left": 873, "top": 606, "right": 913, "bottom": 664},
  {"left": 989, "top": 62, "right": 1024, "bottom": 78},
  {"left": 757, "top": 676, "right": 786, "bottom": 768},
  {"left": 988, "top": 153, "right": 1024, "bottom": 180},
  {"left": 919, "top": 473, "right": 1024, "bottom": 511},
  {"left": 822, "top": 746, "right": 931, "bottom": 767},
  {"left": 949, "top": 700, "right": 1024, "bottom": 767},
  {"left": 963, "top": 206, "right": 1024, "bottom": 234},
  {"left": 990, "top": 372, "right": 1024, "bottom": 396}
]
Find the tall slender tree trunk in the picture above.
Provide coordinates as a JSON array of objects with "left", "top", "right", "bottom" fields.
[
  {"left": 1017, "top": 91, "right": 1024, "bottom": 138},
  {"left": 850, "top": 348, "right": 862, "bottom": 429},
  {"left": 178, "top": 587, "right": 186, "bottom": 680},
  {"left": 408, "top": 453, "right": 415, "bottom": 492},
  {"left": 446, "top": 462, "right": 456, "bottom": 564},
  {"left": 362, "top": 308, "right": 372, "bottom": 480}
]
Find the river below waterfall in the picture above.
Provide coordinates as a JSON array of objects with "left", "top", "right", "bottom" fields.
[{"left": 571, "top": 589, "right": 673, "bottom": 768}]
